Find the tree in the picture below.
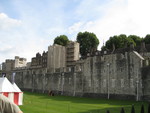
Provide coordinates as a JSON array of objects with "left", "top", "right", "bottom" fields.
[
  {"left": 143, "top": 34, "right": 150, "bottom": 44},
  {"left": 105, "top": 35, "right": 120, "bottom": 50},
  {"left": 76, "top": 31, "right": 99, "bottom": 57},
  {"left": 128, "top": 35, "right": 142, "bottom": 46},
  {"left": 54, "top": 35, "right": 69, "bottom": 46},
  {"left": 104, "top": 34, "right": 135, "bottom": 50}
]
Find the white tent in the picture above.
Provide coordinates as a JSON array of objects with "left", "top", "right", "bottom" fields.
[
  {"left": 0, "top": 77, "right": 23, "bottom": 105},
  {"left": 12, "top": 83, "right": 22, "bottom": 92},
  {"left": 0, "top": 77, "right": 16, "bottom": 92}
]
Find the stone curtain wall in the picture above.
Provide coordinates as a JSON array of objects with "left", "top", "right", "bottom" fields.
[
  {"left": 141, "top": 66, "right": 150, "bottom": 100},
  {"left": 13, "top": 51, "right": 148, "bottom": 100}
]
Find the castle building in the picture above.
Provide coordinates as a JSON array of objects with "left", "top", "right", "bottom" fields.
[
  {"left": 66, "top": 41, "right": 80, "bottom": 67},
  {"left": 14, "top": 56, "right": 27, "bottom": 68},
  {"left": 2, "top": 56, "right": 27, "bottom": 80},
  {"left": 42, "top": 51, "right": 48, "bottom": 68},
  {"left": 2, "top": 59, "right": 14, "bottom": 73},
  {"left": 31, "top": 51, "right": 48, "bottom": 68},
  {"left": 3, "top": 42, "right": 150, "bottom": 101},
  {"left": 2, "top": 56, "right": 27, "bottom": 72},
  {"left": 47, "top": 44, "right": 66, "bottom": 73},
  {"left": 31, "top": 53, "right": 42, "bottom": 67}
]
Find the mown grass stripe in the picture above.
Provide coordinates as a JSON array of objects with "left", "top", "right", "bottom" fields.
[{"left": 20, "top": 92, "right": 148, "bottom": 113}]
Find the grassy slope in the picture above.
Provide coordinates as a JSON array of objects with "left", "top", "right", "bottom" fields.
[{"left": 20, "top": 92, "right": 148, "bottom": 113}]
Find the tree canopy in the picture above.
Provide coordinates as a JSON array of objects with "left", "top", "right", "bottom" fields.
[
  {"left": 128, "top": 35, "right": 142, "bottom": 46},
  {"left": 104, "top": 34, "right": 136, "bottom": 50},
  {"left": 76, "top": 31, "right": 99, "bottom": 57},
  {"left": 54, "top": 35, "right": 69, "bottom": 46},
  {"left": 143, "top": 34, "right": 150, "bottom": 44}
]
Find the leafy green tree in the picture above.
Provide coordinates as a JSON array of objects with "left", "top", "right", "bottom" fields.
[
  {"left": 104, "top": 34, "right": 135, "bottom": 50},
  {"left": 105, "top": 35, "right": 118, "bottom": 50},
  {"left": 128, "top": 35, "right": 142, "bottom": 46},
  {"left": 54, "top": 35, "right": 69, "bottom": 46},
  {"left": 76, "top": 31, "right": 99, "bottom": 57},
  {"left": 143, "top": 34, "right": 150, "bottom": 44}
]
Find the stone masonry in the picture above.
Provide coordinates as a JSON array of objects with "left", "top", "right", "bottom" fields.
[
  {"left": 3, "top": 43, "right": 150, "bottom": 101},
  {"left": 12, "top": 50, "right": 150, "bottom": 101}
]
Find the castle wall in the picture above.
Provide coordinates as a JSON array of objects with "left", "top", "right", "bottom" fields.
[
  {"left": 141, "top": 66, "right": 150, "bottom": 100},
  {"left": 13, "top": 51, "right": 149, "bottom": 101},
  {"left": 80, "top": 52, "right": 143, "bottom": 100}
]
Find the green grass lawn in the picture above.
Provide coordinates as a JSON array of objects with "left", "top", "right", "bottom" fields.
[{"left": 20, "top": 92, "right": 148, "bottom": 113}]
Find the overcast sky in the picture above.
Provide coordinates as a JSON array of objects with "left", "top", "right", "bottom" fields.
[{"left": 0, "top": 0, "right": 150, "bottom": 62}]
